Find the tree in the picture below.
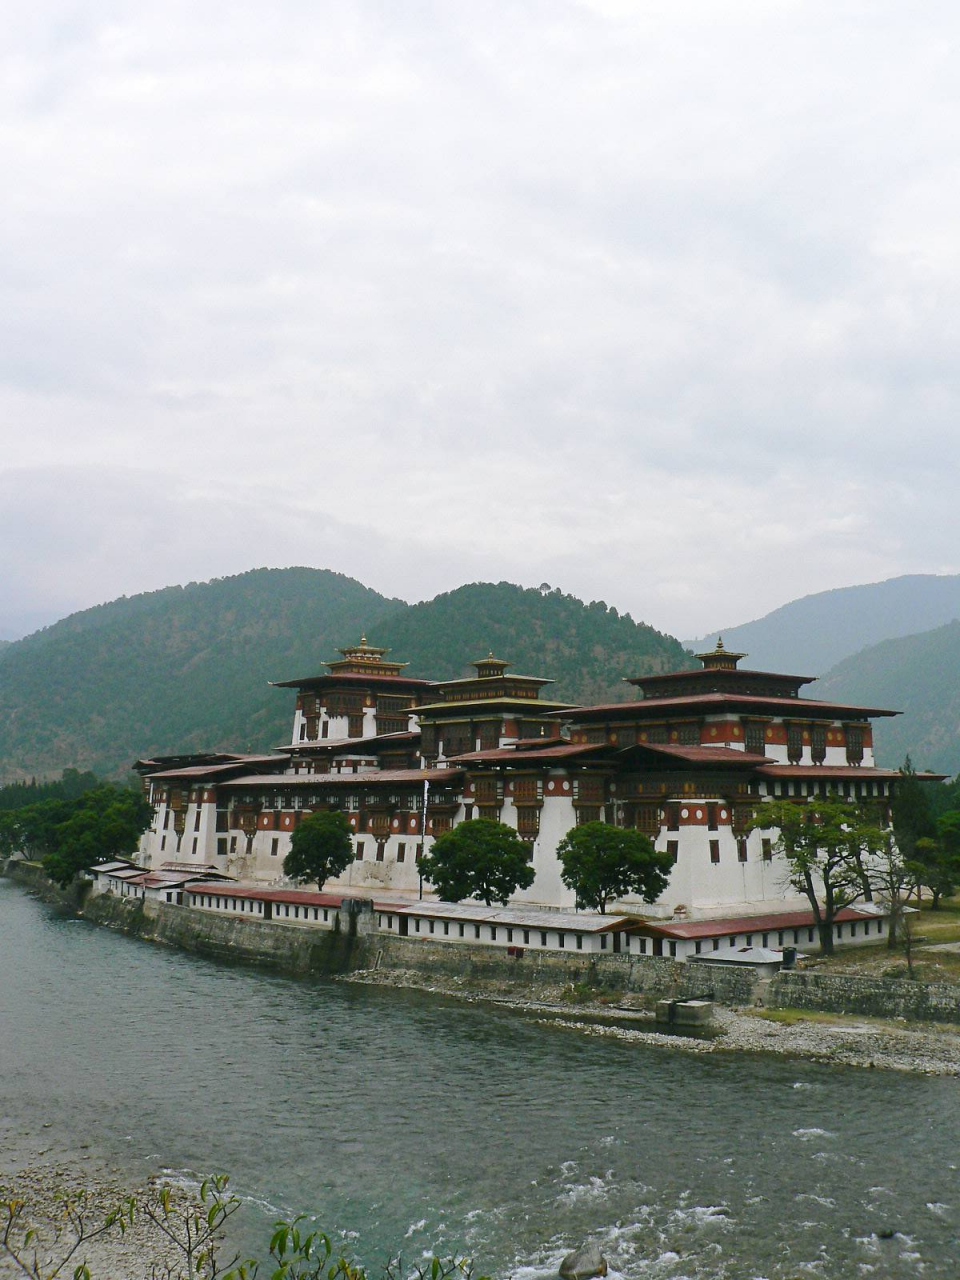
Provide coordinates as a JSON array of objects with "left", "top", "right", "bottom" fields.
[
  {"left": 892, "top": 757, "right": 937, "bottom": 896},
  {"left": 418, "top": 819, "right": 535, "bottom": 906},
  {"left": 750, "top": 800, "right": 887, "bottom": 956},
  {"left": 41, "top": 786, "right": 153, "bottom": 887},
  {"left": 556, "top": 822, "right": 673, "bottom": 913},
  {"left": 908, "top": 813, "right": 960, "bottom": 909},
  {"left": 283, "top": 811, "right": 354, "bottom": 890}
]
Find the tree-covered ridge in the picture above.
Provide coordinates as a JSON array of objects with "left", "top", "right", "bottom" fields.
[
  {"left": 0, "top": 567, "right": 400, "bottom": 783},
  {"left": 816, "top": 620, "right": 960, "bottom": 774},
  {"left": 375, "top": 582, "right": 692, "bottom": 704},
  {"left": 0, "top": 570, "right": 690, "bottom": 784}
]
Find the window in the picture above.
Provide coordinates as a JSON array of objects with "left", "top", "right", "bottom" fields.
[
  {"left": 808, "top": 928, "right": 815, "bottom": 942},
  {"left": 637, "top": 937, "right": 647, "bottom": 954},
  {"left": 376, "top": 843, "right": 385, "bottom": 862},
  {"left": 458, "top": 923, "right": 465, "bottom": 937},
  {"left": 669, "top": 941, "right": 677, "bottom": 957},
  {"left": 541, "top": 931, "right": 548, "bottom": 946},
  {"left": 428, "top": 920, "right": 435, "bottom": 934},
  {"left": 576, "top": 934, "right": 583, "bottom": 950},
  {"left": 490, "top": 926, "right": 497, "bottom": 940},
  {"left": 507, "top": 928, "right": 514, "bottom": 942},
  {"left": 737, "top": 838, "right": 748, "bottom": 863},
  {"left": 443, "top": 921, "right": 449, "bottom": 935},
  {"left": 761, "top": 838, "right": 773, "bottom": 862},
  {"left": 762, "top": 933, "right": 769, "bottom": 947},
  {"left": 271, "top": 838, "right": 279, "bottom": 857},
  {"left": 710, "top": 839, "right": 720, "bottom": 864},
  {"left": 194, "top": 808, "right": 202, "bottom": 831},
  {"left": 355, "top": 841, "right": 365, "bottom": 861},
  {"left": 523, "top": 930, "right": 530, "bottom": 944},
  {"left": 397, "top": 843, "right": 406, "bottom": 862},
  {"left": 474, "top": 925, "right": 481, "bottom": 939},
  {"left": 191, "top": 838, "right": 198, "bottom": 855},
  {"left": 230, "top": 836, "right": 237, "bottom": 854},
  {"left": 416, "top": 844, "right": 423, "bottom": 862},
  {"left": 712, "top": 938, "right": 720, "bottom": 951},
  {"left": 667, "top": 839, "right": 679, "bottom": 864},
  {"left": 558, "top": 932, "right": 565, "bottom": 948},
  {"left": 415, "top": 919, "right": 421, "bottom": 932},
  {"left": 163, "top": 810, "right": 171, "bottom": 830},
  {"left": 217, "top": 837, "right": 227, "bottom": 858}
]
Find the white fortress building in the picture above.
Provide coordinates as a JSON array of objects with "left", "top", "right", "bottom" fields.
[{"left": 134, "top": 637, "right": 904, "bottom": 946}]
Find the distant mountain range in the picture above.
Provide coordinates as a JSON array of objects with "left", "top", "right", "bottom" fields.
[
  {"left": 686, "top": 574, "right": 960, "bottom": 676},
  {"left": 0, "top": 569, "right": 689, "bottom": 783}
]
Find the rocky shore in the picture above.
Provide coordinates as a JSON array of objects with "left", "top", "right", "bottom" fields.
[
  {"left": 343, "top": 966, "right": 960, "bottom": 1076},
  {"left": 0, "top": 1164, "right": 180, "bottom": 1280}
]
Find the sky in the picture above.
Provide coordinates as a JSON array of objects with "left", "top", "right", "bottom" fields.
[{"left": 3, "top": 0, "right": 960, "bottom": 643}]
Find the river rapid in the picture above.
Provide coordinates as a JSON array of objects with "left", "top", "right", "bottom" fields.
[{"left": 1, "top": 879, "right": 959, "bottom": 1279}]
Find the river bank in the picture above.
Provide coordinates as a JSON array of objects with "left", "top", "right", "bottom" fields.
[
  {"left": 344, "top": 965, "right": 960, "bottom": 1075},
  {"left": 8, "top": 863, "right": 960, "bottom": 1076}
]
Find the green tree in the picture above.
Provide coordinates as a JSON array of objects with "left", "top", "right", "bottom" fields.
[
  {"left": 419, "top": 819, "right": 535, "bottom": 906},
  {"left": 556, "top": 822, "right": 673, "bottom": 913},
  {"left": 41, "top": 786, "right": 153, "bottom": 887},
  {"left": 908, "top": 813, "right": 960, "bottom": 909},
  {"left": 750, "top": 800, "right": 887, "bottom": 955},
  {"left": 892, "top": 757, "right": 937, "bottom": 882},
  {"left": 283, "top": 810, "right": 354, "bottom": 890}
]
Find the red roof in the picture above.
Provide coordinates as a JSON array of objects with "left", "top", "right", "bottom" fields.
[
  {"left": 633, "top": 905, "right": 882, "bottom": 940},
  {"left": 450, "top": 743, "right": 604, "bottom": 764},
  {"left": 626, "top": 742, "right": 771, "bottom": 766},
  {"left": 553, "top": 692, "right": 900, "bottom": 719},
  {"left": 220, "top": 768, "right": 463, "bottom": 787},
  {"left": 148, "top": 755, "right": 286, "bottom": 780},
  {"left": 271, "top": 672, "right": 435, "bottom": 690},
  {"left": 186, "top": 884, "right": 351, "bottom": 908},
  {"left": 757, "top": 764, "right": 903, "bottom": 779}
]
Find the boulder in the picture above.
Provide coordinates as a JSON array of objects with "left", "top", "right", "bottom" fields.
[{"left": 559, "top": 1241, "right": 608, "bottom": 1280}]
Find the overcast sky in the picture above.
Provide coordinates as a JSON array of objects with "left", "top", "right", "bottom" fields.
[{"left": 3, "top": 0, "right": 960, "bottom": 643}]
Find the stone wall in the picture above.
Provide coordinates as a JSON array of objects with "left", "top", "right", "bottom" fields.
[
  {"left": 770, "top": 971, "right": 960, "bottom": 1025},
  {"left": 76, "top": 891, "right": 759, "bottom": 1004},
  {"left": 81, "top": 896, "right": 358, "bottom": 975}
]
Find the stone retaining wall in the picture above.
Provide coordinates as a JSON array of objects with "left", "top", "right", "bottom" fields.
[
  {"left": 770, "top": 970, "right": 960, "bottom": 1025},
  {"left": 73, "top": 889, "right": 760, "bottom": 1004},
  {"left": 82, "top": 895, "right": 357, "bottom": 975},
  {"left": 367, "top": 935, "right": 760, "bottom": 1005}
]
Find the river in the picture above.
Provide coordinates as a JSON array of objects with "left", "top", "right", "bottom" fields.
[{"left": 1, "top": 879, "right": 959, "bottom": 1278}]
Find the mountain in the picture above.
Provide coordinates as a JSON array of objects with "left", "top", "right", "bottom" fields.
[
  {"left": 686, "top": 574, "right": 960, "bottom": 676},
  {"left": 0, "top": 568, "right": 400, "bottom": 783},
  {"left": 0, "top": 572, "right": 690, "bottom": 784},
  {"left": 816, "top": 620, "right": 960, "bottom": 776},
  {"left": 373, "top": 582, "right": 690, "bottom": 705}
]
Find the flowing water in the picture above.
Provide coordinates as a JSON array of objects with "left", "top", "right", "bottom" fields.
[{"left": 1, "top": 878, "right": 959, "bottom": 1278}]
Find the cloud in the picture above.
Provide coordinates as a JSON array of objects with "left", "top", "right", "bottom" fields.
[{"left": 3, "top": 1, "right": 960, "bottom": 641}]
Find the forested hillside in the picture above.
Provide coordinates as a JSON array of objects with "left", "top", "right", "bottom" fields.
[
  {"left": 0, "top": 568, "right": 400, "bottom": 783},
  {"left": 817, "top": 621, "right": 960, "bottom": 776},
  {"left": 687, "top": 573, "right": 960, "bottom": 675},
  {"left": 0, "top": 572, "right": 691, "bottom": 783},
  {"left": 373, "top": 583, "right": 689, "bottom": 705}
]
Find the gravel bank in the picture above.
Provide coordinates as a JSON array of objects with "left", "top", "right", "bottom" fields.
[
  {"left": 344, "top": 967, "right": 960, "bottom": 1076},
  {"left": 0, "top": 1165, "right": 176, "bottom": 1279}
]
